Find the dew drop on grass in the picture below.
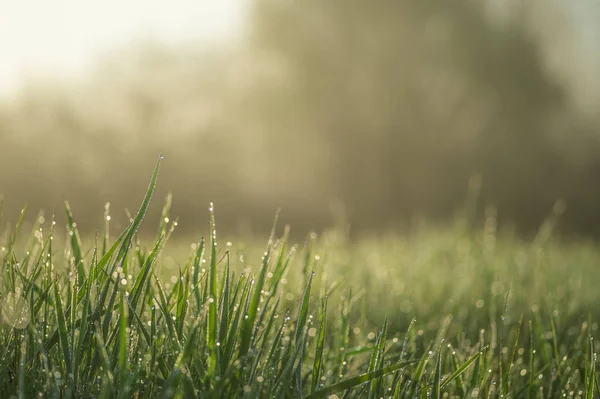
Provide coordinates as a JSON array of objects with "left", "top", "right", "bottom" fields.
[{"left": 1, "top": 292, "right": 30, "bottom": 329}]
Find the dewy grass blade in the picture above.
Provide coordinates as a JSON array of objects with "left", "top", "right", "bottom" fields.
[
  {"left": 103, "top": 202, "right": 111, "bottom": 256},
  {"left": 336, "top": 289, "right": 353, "bottom": 377},
  {"left": 421, "top": 379, "right": 428, "bottom": 399},
  {"left": 294, "top": 271, "right": 314, "bottom": 395},
  {"left": 408, "top": 349, "right": 430, "bottom": 398},
  {"left": 586, "top": 336, "right": 596, "bottom": 399},
  {"left": 441, "top": 349, "right": 483, "bottom": 390},
  {"left": 192, "top": 238, "right": 205, "bottom": 308},
  {"left": 504, "top": 314, "right": 523, "bottom": 396},
  {"left": 116, "top": 155, "right": 162, "bottom": 262},
  {"left": 73, "top": 279, "right": 91, "bottom": 392},
  {"left": 222, "top": 274, "right": 251, "bottom": 374},
  {"left": 252, "top": 295, "right": 281, "bottom": 378},
  {"left": 53, "top": 279, "right": 73, "bottom": 384},
  {"left": 156, "top": 193, "right": 172, "bottom": 240},
  {"left": 239, "top": 239, "right": 271, "bottom": 360},
  {"left": 207, "top": 203, "right": 219, "bottom": 374},
  {"left": 7, "top": 204, "right": 27, "bottom": 254},
  {"left": 303, "top": 361, "right": 414, "bottom": 399},
  {"left": 152, "top": 273, "right": 181, "bottom": 350},
  {"left": 296, "top": 271, "right": 314, "bottom": 344},
  {"left": 178, "top": 266, "right": 191, "bottom": 338},
  {"left": 450, "top": 350, "right": 466, "bottom": 397},
  {"left": 550, "top": 313, "right": 562, "bottom": 378},
  {"left": 93, "top": 322, "right": 115, "bottom": 389},
  {"left": 127, "top": 298, "right": 152, "bottom": 345},
  {"left": 130, "top": 234, "right": 163, "bottom": 313},
  {"left": 65, "top": 201, "right": 86, "bottom": 281},
  {"left": 101, "top": 156, "right": 161, "bottom": 339},
  {"left": 218, "top": 251, "right": 230, "bottom": 370},
  {"left": 368, "top": 317, "right": 387, "bottom": 399},
  {"left": 117, "top": 289, "right": 129, "bottom": 395},
  {"left": 18, "top": 331, "right": 27, "bottom": 399},
  {"left": 312, "top": 297, "right": 327, "bottom": 393},
  {"left": 529, "top": 320, "right": 535, "bottom": 399},
  {"left": 432, "top": 346, "right": 442, "bottom": 399}
]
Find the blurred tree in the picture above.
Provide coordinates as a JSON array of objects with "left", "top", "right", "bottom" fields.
[
  {"left": 1, "top": 0, "right": 599, "bottom": 236},
  {"left": 246, "top": 0, "right": 573, "bottom": 231}
]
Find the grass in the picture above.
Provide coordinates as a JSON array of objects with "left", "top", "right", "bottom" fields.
[{"left": 1, "top": 156, "right": 600, "bottom": 398}]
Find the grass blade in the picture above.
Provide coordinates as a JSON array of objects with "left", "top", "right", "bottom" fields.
[
  {"left": 53, "top": 279, "right": 73, "bottom": 385},
  {"left": 441, "top": 349, "right": 484, "bottom": 390},
  {"left": 311, "top": 296, "right": 328, "bottom": 393},
  {"left": 303, "top": 361, "right": 413, "bottom": 399}
]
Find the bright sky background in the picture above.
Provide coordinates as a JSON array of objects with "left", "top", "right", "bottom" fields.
[
  {"left": 0, "top": 0, "right": 243, "bottom": 97},
  {"left": 0, "top": 1, "right": 598, "bottom": 109}
]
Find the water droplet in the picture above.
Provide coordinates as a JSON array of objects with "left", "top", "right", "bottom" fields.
[{"left": 1, "top": 292, "right": 30, "bottom": 329}]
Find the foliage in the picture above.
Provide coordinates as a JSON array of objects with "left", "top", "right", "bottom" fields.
[
  {"left": 2, "top": 1, "right": 600, "bottom": 236},
  {"left": 1, "top": 159, "right": 599, "bottom": 398}
]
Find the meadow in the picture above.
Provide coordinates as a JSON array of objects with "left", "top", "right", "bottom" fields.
[{"left": 1, "top": 157, "right": 600, "bottom": 398}]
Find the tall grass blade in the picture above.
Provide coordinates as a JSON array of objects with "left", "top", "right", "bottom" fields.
[
  {"left": 303, "top": 361, "right": 413, "bottom": 399},
  {"left": 53, "top": 279, "right": 72, "bottom": 386},
  {"left": 441, "top": 349, "right": 483, "bottom": 390},
  {"left": 311, "top": 296, "right": 328, "bottom": 393},
  {"left": 207, "top": 203, "right": 219, "bottom": 374}
]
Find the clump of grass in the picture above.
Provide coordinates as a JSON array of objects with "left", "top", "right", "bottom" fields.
[{"left": 0, "top": 156, "right": 599, "bottom": 398}]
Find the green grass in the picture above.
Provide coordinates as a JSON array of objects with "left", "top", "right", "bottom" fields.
[{"left": 1, "top": 157, "right": 600, "bottom": 398}]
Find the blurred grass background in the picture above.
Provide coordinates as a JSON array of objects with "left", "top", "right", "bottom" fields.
[{"left": 1, "top": 0, "right": 600, "bottom": 238}]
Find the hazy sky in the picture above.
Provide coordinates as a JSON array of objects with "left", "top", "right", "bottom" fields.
[
  {"left": 0, "top": 0, "right": 243, "bottom": 97},
  {"left": 0, "top": 1, "right": 598, "bottom": 109}
]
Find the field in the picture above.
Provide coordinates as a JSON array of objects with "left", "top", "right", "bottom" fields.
[{"left": 1, "top": 158, "right": 600, "bottom": 398}]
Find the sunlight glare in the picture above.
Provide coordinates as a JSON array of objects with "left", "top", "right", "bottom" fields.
[{"left": 0, "top": 0, "right": 243, "bottom": 97}]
